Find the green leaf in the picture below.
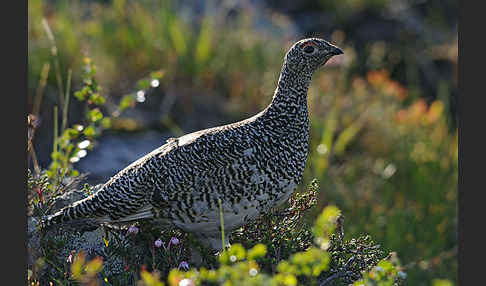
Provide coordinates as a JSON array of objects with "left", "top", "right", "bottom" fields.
[
  {"left": 51, "top": 151, "right": 62, "bottom": 160},
  {"left": 74, "top": 91, "right": 84, "bottom": 101},
  {"left": 101, "top": 117, "right": 112, "bottom": 129},
  {"left": 63, "top": 128, "right": 79, "bottom": 139},
  {"left": 219, "top": 245, "right": 247, "bottom": 265},
  {"left": 229, "top": 243, "right": 246, "bottom": 261},
  {"left": 74, "top": 86, "right": 91, "bottom": 101},
  {"left": 432, "top": 279, "right": 454, "bottom": 286},
  {"left": 87, "top": 108, "right": 103, "bottom": 123},
  {"left": 195, "top": 17, "right": 213, "bottom": 65},
  {"left": 119, "top": 95, "right": 136, "bottom": 111},
  {"left": 136, "top": 79, "right": 151, "bottom": 90},
  {"left": 83, "top": 126, "right": 96, "bottom": 137},
  {"left": 71, "top": 252, "right": 86, "bottom": 280},
  {"left": 85, "top": 257, "right": 103, "bottom": 277},
  {"left": 377, "top": 260, "right": 394, "bottom": 272},
  {"left": 89, "top": 93, "right": 106, "bottom": 105},
  {"left": 334, "top": 119, "right": 366, "bottom": 156},
  {"left": 312, "top": 205, "right": 341, "bottom": 249},
  {"left": 280, "top": 274, "right": 297, "bottom": 286},
  {"left": 150, "top": 70, "right": 165, "bottom": 80},
  {"left": 169, "top": 18, "right": 187, "bottom": 56},
  {"left": 248, "top": 244, "right": 267, "bottom": 260},
  {"left": 141, "top": 270, "right": 165, "bottom": 286}
]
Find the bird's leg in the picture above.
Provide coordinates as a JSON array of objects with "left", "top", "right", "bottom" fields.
[
  {"left": 206, "top": 233, "right": 231, "bottom": 254},
  {"left": 188, "top": 246, "right": 204, "bottom": 266},
  {"left": 188, "top": 232, "right": 231, "bottom": 267}
]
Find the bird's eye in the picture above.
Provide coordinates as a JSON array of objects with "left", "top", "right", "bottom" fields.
[
  {"left": 303, "top": 44, "right": 316, "bottom": 55},
  {"left": 304, "top": 46, "right": 314, "bottom": 53}
]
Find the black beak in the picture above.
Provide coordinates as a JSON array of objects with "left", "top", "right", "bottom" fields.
[{"left": 331, "top": 46, "right": 344, "bottom": 56}]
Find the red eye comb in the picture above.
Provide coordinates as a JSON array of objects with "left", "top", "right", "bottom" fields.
[{"left": 300, "top": 41, "right": 317, "bottom": 49}]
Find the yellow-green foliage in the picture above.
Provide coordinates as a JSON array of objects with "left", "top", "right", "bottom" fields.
[
  {"left": 165, "top": 206, "right": 344, "bottom": 286},
  {"left": 353, "top": 259, "right": 403, "bottom": 286},
  {"left": 304, "top": 67, "right": 457, "bottom": 284}
]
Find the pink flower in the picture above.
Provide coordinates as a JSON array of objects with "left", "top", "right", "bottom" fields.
[
  {"left": 154, "top": 238, "right": 163, "bottom": 248},
  {"left": 66, "top": 250, "right": 76, "bottom": 263},
  {"left": 127, "top": 226, "right": 139, "bottom": 234},
  {"left": 37, "top": 188, "right": 43, "bottom": 203},
  {"left": 178, "top": 261, "right": 190, "bottom": 270}
]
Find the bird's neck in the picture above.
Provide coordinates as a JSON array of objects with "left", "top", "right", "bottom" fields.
[{"left": 264, "top": 63, "right": 312, "bottom": 123}]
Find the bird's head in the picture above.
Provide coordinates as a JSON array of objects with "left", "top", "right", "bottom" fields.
[{"left": 284, "top": 38, "right": 343, "bottom": 76}]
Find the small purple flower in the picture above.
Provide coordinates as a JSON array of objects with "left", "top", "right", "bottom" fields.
[
  {"left": 127, "top": 225, "right": 139, "bottom": 234},
  {"left": 169, "top": 237, "right": 180, "bottom": 246},
  {"left": 154, "top": 238, "right": 163, "bottom": 248},
  {"left": 178, "top": 261, "right": 190, "bottom": 271}
]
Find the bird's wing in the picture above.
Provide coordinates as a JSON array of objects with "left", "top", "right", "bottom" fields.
[
  {"left": 150, "top": 123, "right": 266, "bottom": 215},
  {"left": 41, "top": 117, "right": 261, "bottom": 228}
]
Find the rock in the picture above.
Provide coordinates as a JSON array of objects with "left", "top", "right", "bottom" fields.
[
  {"left": 27, "top": 187, "right": 126, "bottom": 278},
  {"left": 76, "top": 131, "right": 173, "bottom": 185}
]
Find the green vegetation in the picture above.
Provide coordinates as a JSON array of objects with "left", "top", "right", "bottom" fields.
[{"left": 27, "top": 0, "right": 457, "bottom": 285}]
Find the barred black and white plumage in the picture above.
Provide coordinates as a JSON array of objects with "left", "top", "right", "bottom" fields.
[{"left": 42, "top": 38, "right": 343, "bottom": 250}]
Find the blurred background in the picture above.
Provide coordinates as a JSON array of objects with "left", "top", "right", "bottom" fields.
[{"left": 28, "top": 0, "right": 457, "bottom": 285}]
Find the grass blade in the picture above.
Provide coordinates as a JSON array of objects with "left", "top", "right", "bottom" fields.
[
  {"left": 62, "top": 69, "right": 72, "bottom": 132},
  {"left": 42, "top": 18, "right": 65, "bottom": 107},
  {"left": 218, "top": 198, "right": 225, "bottom": 251},
  {"left": 53, "top": 106, "right": 58, "bottom": 155},
  {"left": 32, "top": 62, "right": 50, "bottom": 117}
]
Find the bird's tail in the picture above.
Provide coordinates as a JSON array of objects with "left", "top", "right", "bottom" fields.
[{"left": 40, "top": 193, "right": 108, "bottom": 230}]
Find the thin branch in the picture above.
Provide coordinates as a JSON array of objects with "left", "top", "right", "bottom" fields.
[
  {"left": 28, "top": 141, "right": 41, "bottom": 175},
  {"left": 28, "top": 114, "right": 42, "bottom": 174},
  {"left": 319, "top": 271, "right": 354, "bottom": 286},
  {"left": 343, "top": 255, "right": 356, "bottom": 269}
]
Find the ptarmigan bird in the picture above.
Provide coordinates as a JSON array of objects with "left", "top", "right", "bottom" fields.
[{"left": 42, "top": 38, "right": 343, "bottom": 252}]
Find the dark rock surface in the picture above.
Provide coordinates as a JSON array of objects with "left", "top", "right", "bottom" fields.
[
  {"left": 76, "top": 131, "right": 173, "bottom": 185},
  {"left": 27, "top": 185, "right": 126, "bottom": 277}
]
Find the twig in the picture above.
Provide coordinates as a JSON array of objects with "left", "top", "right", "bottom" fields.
[
  {"left": 336, "top": 214, "right": 344, "bottom": 241},
  {"left": 319, "top": 271, "right": 354, "bottom": 286},
  {"left": 28, "top": 114, "right": 42, "bottom": 174},
  {"left": 319, "top": 254, "right": 356, "bottom": 286},
  {"left": 29, "top": 62, "right": 50, "bottom": 174},
  {"left": 28, "top": 142, "right": 41, "bottom": 175},
  {"left": 43, "top": 173, "right": 88, "bottom": 215},
  {"left": 343, "top": 255, "right": 356, "bottom": 269}
]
